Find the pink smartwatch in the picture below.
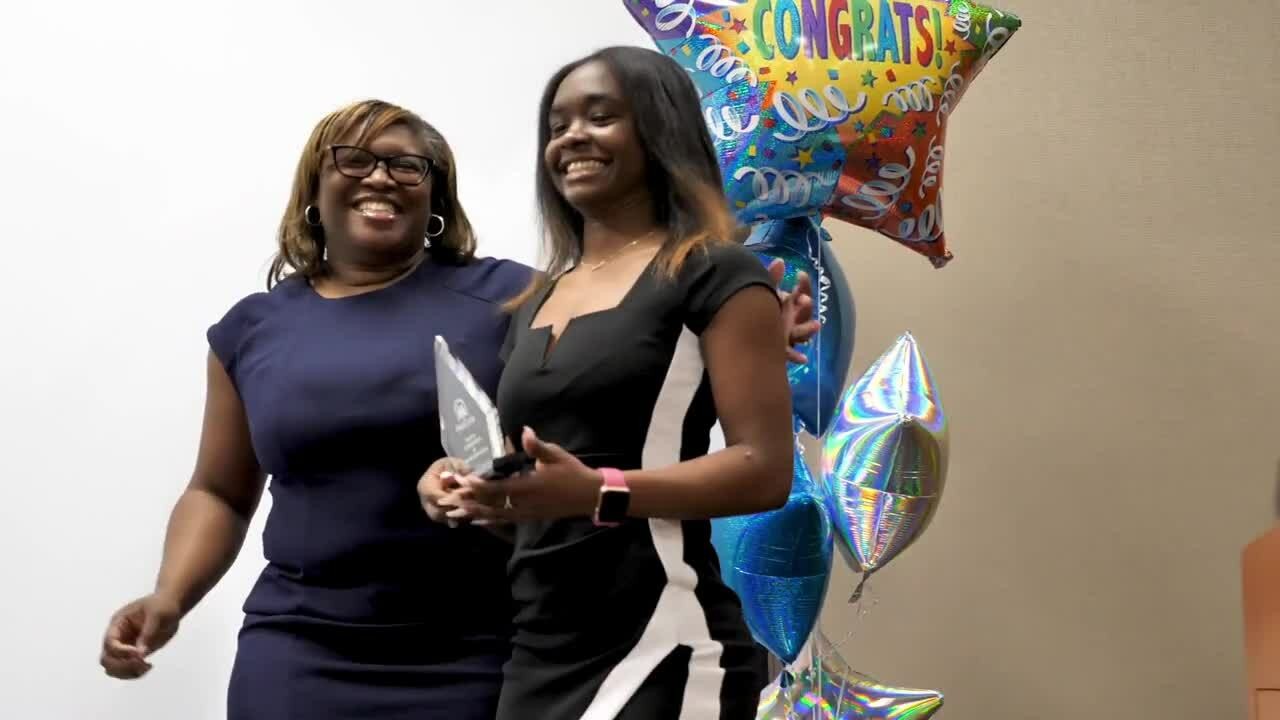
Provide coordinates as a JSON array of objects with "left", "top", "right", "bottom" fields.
[{"left": 593, "top": 468, "right": 630, "bottom": 527}]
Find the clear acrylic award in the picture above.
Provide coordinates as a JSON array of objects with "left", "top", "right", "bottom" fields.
[{"left": 433, "top": 335, "right": 531, "bottom": 479}]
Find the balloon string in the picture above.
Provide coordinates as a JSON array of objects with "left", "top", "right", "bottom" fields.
[
  {"left": 848, "top": 571, "right": 870, "bottom": 604},
  {"left": 821, "top": 574, "right": 878, "bottom": 661}
]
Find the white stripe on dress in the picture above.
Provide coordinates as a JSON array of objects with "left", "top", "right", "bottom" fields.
[{"left": 578, "top": 328, "right": 725, "bottom": 720}]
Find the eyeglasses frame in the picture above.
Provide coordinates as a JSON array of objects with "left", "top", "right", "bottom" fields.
[{"left": 327, "top": 144, "right": 434, "bottom": 186}]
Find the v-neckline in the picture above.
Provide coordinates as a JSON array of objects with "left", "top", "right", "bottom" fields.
[{"left": 527, "top": 252, "right": 659, "bottom": 367}]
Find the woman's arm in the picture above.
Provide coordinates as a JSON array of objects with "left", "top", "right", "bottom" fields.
[
  {"left": 102, "top": 351, "right": 266, "bottom": 678},
  {"left": 156, "top": 351, "right": 267, "bottom": 613},
  {"left": 443, "top": 284, "right": 793, "bottom": 523},
  {"left": 609, "top": 284, "right": 793, "bottom": 518}
]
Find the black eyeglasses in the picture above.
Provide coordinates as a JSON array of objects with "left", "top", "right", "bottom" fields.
[{"left": 329, "top": 145, "right": 434, "bottom": 186}]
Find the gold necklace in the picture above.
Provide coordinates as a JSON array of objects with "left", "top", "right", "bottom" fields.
[
  {"left": 579, "top": 231, "right": 658, "bottom": 271},
  {"left": 581, "top": 240, "right": 638, "bottom": 271}
]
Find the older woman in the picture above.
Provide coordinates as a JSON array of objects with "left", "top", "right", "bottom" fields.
[{"left": 98, "top": 98, "right": 816, "bottom": 719}]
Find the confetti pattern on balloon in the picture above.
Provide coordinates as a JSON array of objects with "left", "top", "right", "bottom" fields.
[
  {"left": 822, "top": 331, "right": 947, "bottom": 585},
  {"left": 711, "top": 431, "right": 834, "bottom": 664},
  {"left": 756, "top": 630, "right": 944, "bottom": 719},
  {"left": 622, "top": 0, "right": 1021, "bottom": 267},
  {"left": 747, "top": 214, "right": 855, "bottom": 437}
]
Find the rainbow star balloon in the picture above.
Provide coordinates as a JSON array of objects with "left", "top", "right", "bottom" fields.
[
  {"left": 757, "top": 630, "right": 944, "bottom": 719},
  {"left": 822, "top": 331, "right": 947, "bottom": 587},
  {"left": 623, "top": 0, "right": 1021, "bottom": 267}
]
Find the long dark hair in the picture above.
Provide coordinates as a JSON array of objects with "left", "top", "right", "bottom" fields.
[
  {"left": 507, "top": 46, "right": 739, "bottom": 308},
  {"left": 268, "top": 99, "right": 477, "bottom": 289}
]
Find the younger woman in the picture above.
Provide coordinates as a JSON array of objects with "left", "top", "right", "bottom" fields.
[{"left": 424, "top": 46, "right": 797, "bottom": 719}]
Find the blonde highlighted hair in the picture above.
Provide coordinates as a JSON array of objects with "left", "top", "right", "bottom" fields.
[{"left": 268, "top": 99, "right": 477, "bottom": 288}]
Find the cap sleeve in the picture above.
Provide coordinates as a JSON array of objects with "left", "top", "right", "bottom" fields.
[
  {"left": 206, "top": 291, "right": 270, "bottom": 387},
  {"left": 683, "top": 242, "right": 779, "bottom": 335}
]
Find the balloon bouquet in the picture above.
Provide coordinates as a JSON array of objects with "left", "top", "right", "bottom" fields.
[{"left": 624, "top": 0, "right": 1021, "bottom": 716}]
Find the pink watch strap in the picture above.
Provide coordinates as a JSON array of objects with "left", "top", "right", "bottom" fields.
[{"left": 600, "top": 467, "right": 626, "bottom": 488}]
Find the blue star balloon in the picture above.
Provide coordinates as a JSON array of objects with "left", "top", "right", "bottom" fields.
[
  {"left": 748, "top": 214, "right": 856, "bottom": 437},
  {"left": 711, "top": 432, "right": 833, "bottom": 664}
]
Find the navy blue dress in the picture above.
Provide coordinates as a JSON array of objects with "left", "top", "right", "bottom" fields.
[{"left": 206, "top": 255, "right": 532, "bottom": 720}]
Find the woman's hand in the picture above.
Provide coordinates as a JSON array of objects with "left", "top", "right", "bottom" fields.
[
  {"left": 441, "top": 427, "right": 600, "bottom": 524},
  {"left": 769, "top": 259, "right": 820, "bottom": 364},
  {"left": 417, "top": 457, "right": 469, "bottom": 527},
  {"left": 100, "top": 592, "right": 182, "bottom": 679}
]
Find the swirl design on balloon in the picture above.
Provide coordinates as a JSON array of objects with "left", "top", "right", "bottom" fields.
[
  {"left": 881, "top": 78, "right": 935, "bottom": 113},
  {"left": 887, "top": 134, "right": 944, "bottom": 244},
  {"left": 977, "top": 11, "right": 1015, "bottom": 66},
  {"left": 735, "top": 166, "right": 831, "bottom": 209},
  {"left": 705, "top": 105, "right": 760, "bottom": 142},
  {"left": 840, "top": 147, "right": 916, "bottom": 222},
  {"left": 805, "top": 238, "right": 833, "bottom": 327},
  {"left": 918, "top": 134, "right": 944, "bottom": 199},
  {"left": 694, "top": 32, "right": 759, "bottom": 87},
  {"left": 892, "top": 197, "right": 943, "bottom": 245},
  {"left": 952, "top": 3, "right": 972, "bottom": 36},
  {"left": 651, "top": 0, "right": 745, "bottom": 37},
  {"left": 935, "top": 62, "right": 966, "bottom": 124},
  {"left": 774, "top": 86, "right": 867, "bottom": 142}
]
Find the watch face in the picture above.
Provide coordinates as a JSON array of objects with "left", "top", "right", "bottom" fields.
[{"left": 597, "top": 487, "right": 630, "bottom": 522}]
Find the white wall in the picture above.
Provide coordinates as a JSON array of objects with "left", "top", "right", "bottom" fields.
[{"left": 0, "top": 2, "right": 650, "bottom": 717}]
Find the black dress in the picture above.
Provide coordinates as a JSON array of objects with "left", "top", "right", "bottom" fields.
[
  {"left": 207, "top": 256, "right": 531, "bottom": 719},
  {"left": 494, "top": 242, "right": 774, "bottom": 720}
]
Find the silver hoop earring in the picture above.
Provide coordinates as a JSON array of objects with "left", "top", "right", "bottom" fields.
[
  {"left": 426, "top": 213, "right": 446, "bottom": 238},
  {"left": 304, "top": 205, "right": 322, "bottom": 226}
]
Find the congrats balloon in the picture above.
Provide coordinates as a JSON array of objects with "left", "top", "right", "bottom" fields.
[
  {"left": 822, "top": 332, "right": 947, "bottom": 587},
  {"left": 747, "top": 214, "right": 855, "bottom": 437},
  {"left": 624, "top": 0, "right": 1022, "bottom": 267},
  {"left": 711, "top": 435, "right": 833, "bottom": 664}
]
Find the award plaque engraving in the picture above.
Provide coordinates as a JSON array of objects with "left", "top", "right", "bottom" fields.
[{"left": 434, "top": 335, "right": 532, "bottom": 479}]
